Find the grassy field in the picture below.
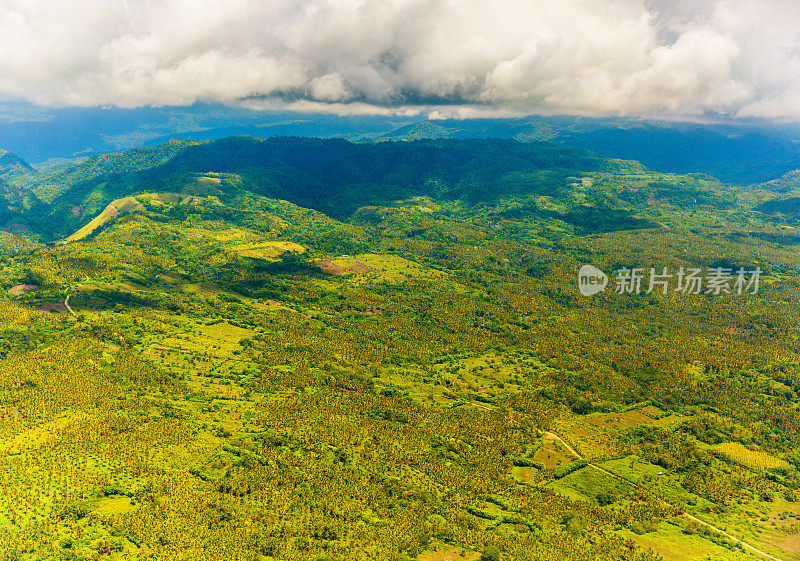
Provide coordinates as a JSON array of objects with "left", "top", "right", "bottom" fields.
[
  {"left": 713, "top": 442, "right": 793, "bottom": 472},
  {"left": 545, "top": 465, "right": 631, "bottom": 503},
  {"left": 232, "top": 240, "right": 305, "bottom": 260},
  {"left": 553, "top": 407, "right": 686, "bottom": 460},
  {"left": 66, "top": 197, "right": 144, "bottom": 242},
  {"left": 619, "top": 520, "right": 757, "bottom": 561},
  {"left": 684, "top": 496, "right": 800, "bottom": 561},
  {"left": 314, "top": 253, "right": 444, "bottom": 283}
]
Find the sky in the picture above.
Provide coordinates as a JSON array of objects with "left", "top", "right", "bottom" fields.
[{"left": 0, "top": 0, "right": 798, "bottom": 120}]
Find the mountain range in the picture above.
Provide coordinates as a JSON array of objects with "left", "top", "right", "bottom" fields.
[{"left": 2, "top": 102, "right": 800, "bottom": 185}]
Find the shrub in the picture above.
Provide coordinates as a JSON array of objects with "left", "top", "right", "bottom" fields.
[{"left": 553, "top": 459, "right": 588, "bottom": 479}]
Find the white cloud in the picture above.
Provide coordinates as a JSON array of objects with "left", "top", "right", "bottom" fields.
[{"left": 0, "top": 0, "right": 797, "bottom": 118}]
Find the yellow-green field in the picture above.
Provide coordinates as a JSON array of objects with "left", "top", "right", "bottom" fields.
[
  {"left": 315, "top": 253, "right": 444, "bottom": 283},
  {"left": 619, "top": 521, "right": 757, "bottom": 561},
  {"left": 231, "top": 240, "right": 305, "bottom": 260},
  {"left": 713, "top": 442, "right": 793, "bottom": 472},
  {"left": 66, "top": 197, "right": 144, "bottom": 242}
]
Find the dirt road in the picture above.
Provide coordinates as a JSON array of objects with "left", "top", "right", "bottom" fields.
[{"left": 545, "top": 430, "right": 785, "bottom": 561}]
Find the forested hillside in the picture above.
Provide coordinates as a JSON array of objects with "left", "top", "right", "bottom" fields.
[{"left": 0, "top": 137, "right": 799, "bottom": 560}]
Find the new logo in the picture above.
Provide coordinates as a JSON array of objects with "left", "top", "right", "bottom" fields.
[{"left": 578, "top": 264, "right": 608, "bottom": 296}]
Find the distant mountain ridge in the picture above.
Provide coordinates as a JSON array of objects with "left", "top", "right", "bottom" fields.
[
  {"left": 379, "top": 121, "right": 453, "bottom": 141},
  {"left": 1, "top": 102, "right": 799, "bottom": 185},
  {"left": 377, "top": 119, "right": 800, "bottom": 184}
]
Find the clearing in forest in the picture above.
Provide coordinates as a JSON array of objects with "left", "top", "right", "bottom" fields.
[{"left": 314, "top": 253, "right": 443, "bottom": 282}]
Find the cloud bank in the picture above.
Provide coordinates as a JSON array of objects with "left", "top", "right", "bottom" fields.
[{"left": 0, "top": 0, "right": 798, "bottom": 119}]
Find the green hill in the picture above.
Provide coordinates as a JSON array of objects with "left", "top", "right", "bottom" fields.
[
  {"left": 0, "top": 177, "right": 45, "bottom": 230},
  {"left": 379, "top": 121, "right": 454, "bottom": 141},
  {"left": 23, "top": 138, "right": 197, "bottom": 203},
  {"left": 29, "top": 136, "right": 691, "bottom": 240},
  {"left": 0, "top": 149, "right": 35, "bottom": 182}
]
